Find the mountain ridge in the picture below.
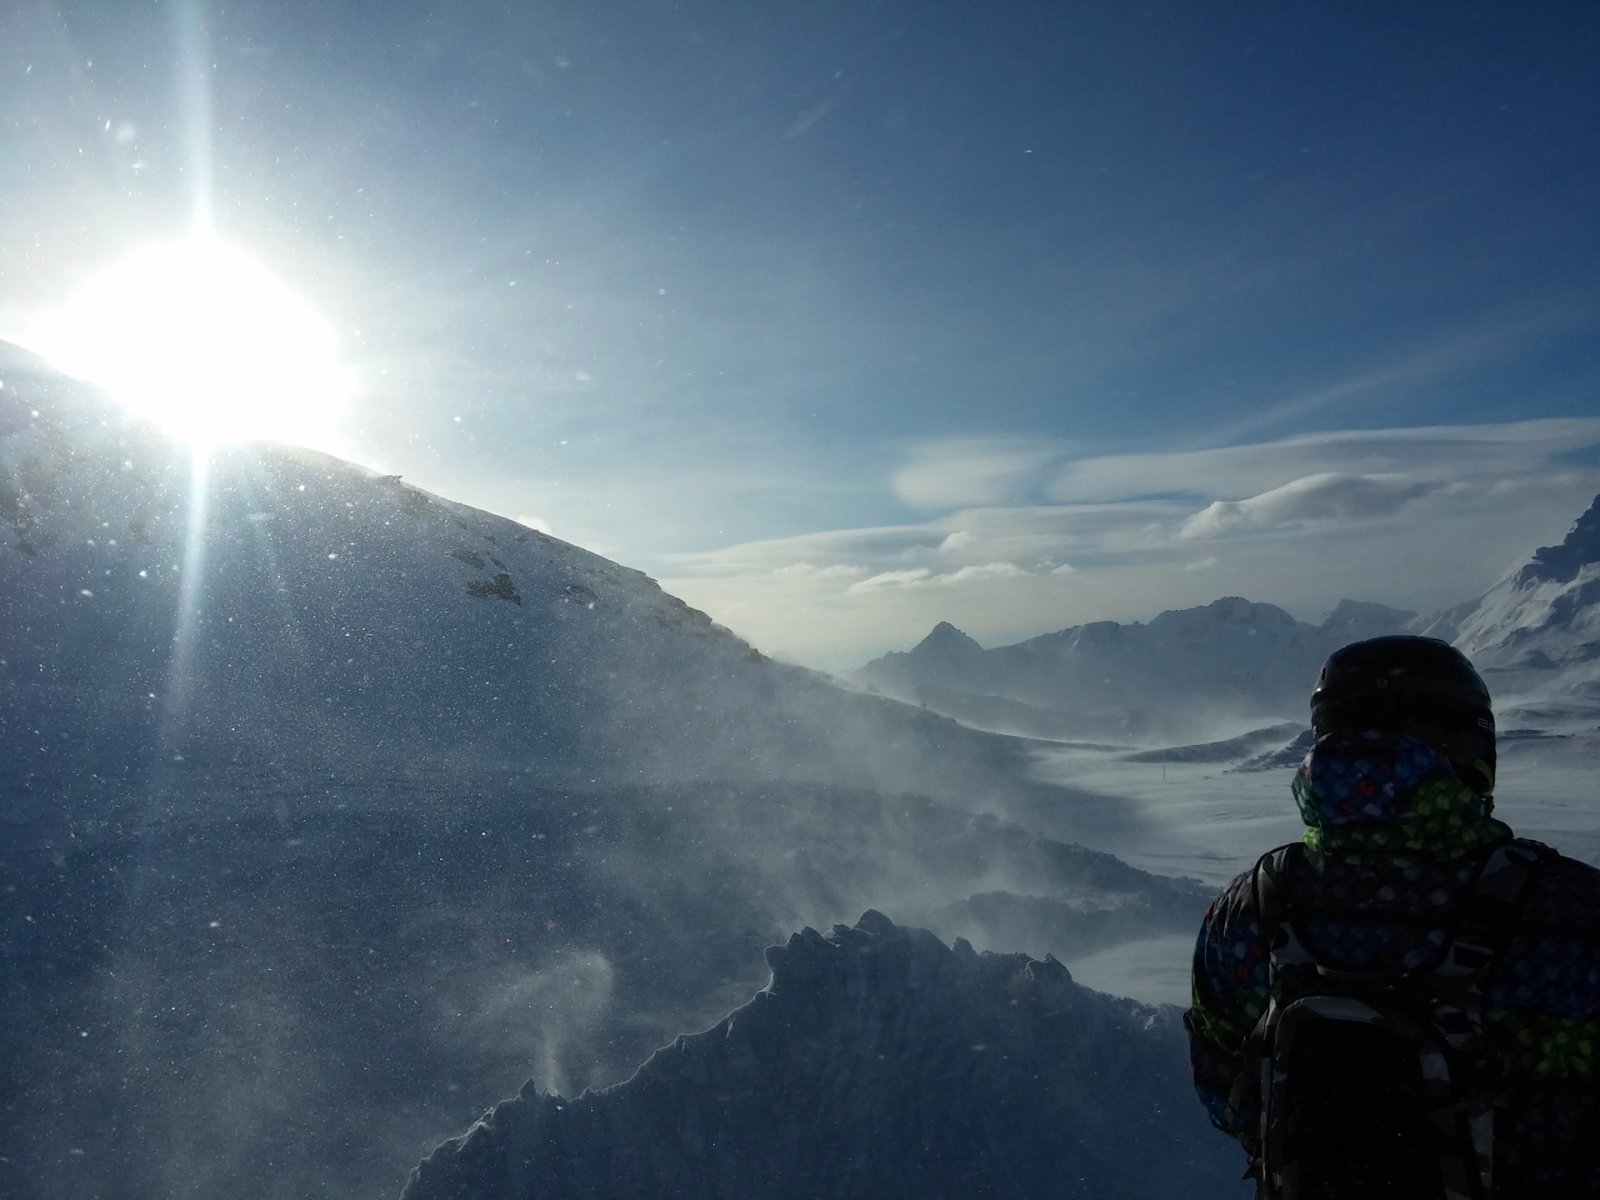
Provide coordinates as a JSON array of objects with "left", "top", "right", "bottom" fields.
[
  {"left": 0, "top": 358, "right": 1070, "bottom": 821},
  {"left": 858, "top": 594, "right": 1418, "bottom": 743},
  {"left": 401, "top": 911, "right": 1233, "bottom": 1200},
  {"left": 1416, "top": 492, "right": 1600, "bottom": 681},
  {"left": 858, "top": 494, "right": 1600, "bottom": 743}
]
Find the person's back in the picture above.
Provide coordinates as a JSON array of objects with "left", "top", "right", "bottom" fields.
[{"left": 1186, "top": 636, "right": 1600, "bottom": 1198}]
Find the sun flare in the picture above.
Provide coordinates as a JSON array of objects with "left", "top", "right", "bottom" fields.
[{"left": 25, "top": 236, "right": 354, "bottom": 450}]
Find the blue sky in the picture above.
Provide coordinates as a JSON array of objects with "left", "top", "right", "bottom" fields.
[{"left": 4, "top": 2, "right": 1600, "bottom": 667}]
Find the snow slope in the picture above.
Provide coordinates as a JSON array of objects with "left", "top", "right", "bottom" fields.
[
  {"left": 1417, "top": 495, "right": 1600, "bottom": 709},
  {"left": 0, "top": 350, "right": 1101, "bottom": 834},
  {"left": 0, "top": 350, "right": 1224, "bottom": 1200}
]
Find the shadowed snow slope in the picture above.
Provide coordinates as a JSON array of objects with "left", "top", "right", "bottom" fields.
[
  {"left": 402, "top": 911, "right": 1237, "bottom": 1200},
  {"left": 1, "top": 350, "right": 1218, "bottom": 1200},
  {"left": 0, "top": 348, "right": 1065, "bottom": 817}
]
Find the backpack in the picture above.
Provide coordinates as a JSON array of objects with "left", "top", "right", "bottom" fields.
[{"left": 1247, "top": 839, "right": 1547, "bottom": 1200}]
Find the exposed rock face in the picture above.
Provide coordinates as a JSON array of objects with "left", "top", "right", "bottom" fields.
[
  {"left": 908, "top": 619, "right": 988, "bottom": 670},
  {"left": 402, "top": 912, "right": 1234, "bottom": 1200},
  {"left": 1516, "top": 494, "right": 1600, "bottom": 588}
]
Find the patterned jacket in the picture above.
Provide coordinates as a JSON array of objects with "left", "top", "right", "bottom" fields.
[{"left": 1186, "top": 730, "right": 1600, "bottom": 1197}]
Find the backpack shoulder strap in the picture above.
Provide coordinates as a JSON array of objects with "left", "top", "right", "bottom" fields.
[
  {"left": 1252, "top": 842, "right": 1314, "bottom": 979},
  {"left": 1256, "top": 837, "right": 1548, "bottom": 983},
  {"left": 1440, "top": 838, "right": 1548, "bottom": 979}
]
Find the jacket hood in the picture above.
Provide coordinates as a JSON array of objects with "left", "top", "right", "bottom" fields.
[{"left": 1292, "top": 729, "right": 1511, "bottom": 858}]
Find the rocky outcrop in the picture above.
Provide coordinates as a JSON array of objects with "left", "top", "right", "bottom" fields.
[
  {"left": 402, "top": 912, "right": 1232, "bottom": 1200},
  {"left": 1515, "top": 494, "right": 1600, "bottom": 588}
]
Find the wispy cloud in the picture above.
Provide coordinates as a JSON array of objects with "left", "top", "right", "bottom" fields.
[
  {"left": 773, "top": 562, "right": 868, "bottom": 579},
  {"left": 1201, "top": 304, "right": 1598, "bottom": 446},
  {"left": 1179, "top": 473, "right": 1444, "bottom": 539},
  {"left": 1047, "top": 418, "right": 1600, "bottom": 504},
  {"left": 850, "top": 567, "right": 933, "bottom": 592},
  {"left": 849, "top": 562, "right": 1029, "bottom": 593},
  {"left": 892, "top": 438, "right": 1068, "bottom": 510},
  {"left": 784, "top": 99, "right": 838, "bottom": 139},
  {"left": 663, "top": 500, "right": 1182, "bottom": 582},
  {"left": 658, "top": 418, "right": 1600, "bottom": 669}
]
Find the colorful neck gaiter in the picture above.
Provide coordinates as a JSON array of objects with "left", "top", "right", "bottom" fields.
[{"left": 1292, "top": 729, "right": 1511, "bottom": 859}]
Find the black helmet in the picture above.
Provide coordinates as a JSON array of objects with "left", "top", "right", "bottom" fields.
[{"left": 1310, "top": 635, "right": 1496, "bottom": 792}]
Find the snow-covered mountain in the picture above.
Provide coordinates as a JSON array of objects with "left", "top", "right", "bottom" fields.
[
  {"left": 0, "top": 349, "right": 1225, "bottom": 1200},
  {"left": 861, "top": 495, "right": 1600, "bottom": 748},
  {"left": 1418, "top": 495, "right": 1600, "bottom": 686},
  {"left": 857, "top": 596, "right": 1416, "bottom": 743},
  {"left": 402, "top": 912, "right": 1234, "bottom": 1200},
  {"left": 1, "top": 348, "right": 1026, "bottom": 811}
]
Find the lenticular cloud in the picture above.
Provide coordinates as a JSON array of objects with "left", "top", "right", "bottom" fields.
[{"left": 1180, "top": 472, "right": 1443, "bottom": 539}]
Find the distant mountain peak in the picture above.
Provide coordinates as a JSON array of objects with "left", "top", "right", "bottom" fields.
[
  {"left": 912, "top": 620, "right": 983, "bottom": 658},
  {"left": 1205, "top": 596, "right": 1283, "bottom": 620},
  {"left": 1320, "top": 598, "right": 1418, "bottom": 634},
  {"left": 1148, "top": 595, "right": 1296, "bottom": 632},
  {"left": 1515, "top": 493, "right": 1600, "bottom": 586},
  {"left": 857, "top": 595, "right": 1415, "bottom": 743}
]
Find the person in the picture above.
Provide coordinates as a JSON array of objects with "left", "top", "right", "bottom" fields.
[{"left": 1186, "top": 635, "right": 1600, "bottom": 1198}]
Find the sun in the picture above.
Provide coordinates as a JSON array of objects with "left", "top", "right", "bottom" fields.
[{"left": 24, "top": 236, "right": 355, "bottom": 450}]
